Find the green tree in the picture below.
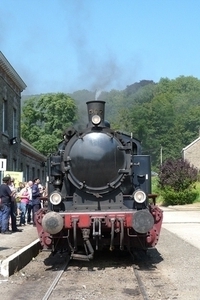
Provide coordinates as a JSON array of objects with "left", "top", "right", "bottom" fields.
[
  {"left": 21, "top": 93, "right": 77, "bottom": 155},
  {"left": 118, "top": 76, "right": 200, "bottom": 169},
  {"left": 20, "top": 76, "right": 200, "bottom": 169},
  {"left": 101, "top": 89, "right": 126, "bottom": 126}
]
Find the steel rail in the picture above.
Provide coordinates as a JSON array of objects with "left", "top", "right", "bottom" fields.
[
  {"left": 129, "top": 249, "right": 149, "bottom": 300},
  {"left": 42, "top": 256, "right": 70, "bottom": 300},
  {"left": 133, "top": 267, "right": 149, "bottom": 300}
]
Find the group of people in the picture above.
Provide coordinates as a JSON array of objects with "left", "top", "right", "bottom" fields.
[{"left": 0, "top": 176, "right": 47, "bottom": 234}]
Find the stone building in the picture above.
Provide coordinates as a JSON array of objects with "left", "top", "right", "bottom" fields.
[
  {"left": 182, "top": 136, "right": 200, "bottom": 170},
  {"left": 0, "top": 51, "right": 46, "bottom": 184},
  {"left": 21, "top": 137, "right": 46, "bottom": 182}
]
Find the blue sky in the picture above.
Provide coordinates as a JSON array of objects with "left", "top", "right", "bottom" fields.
[{"left": 1, "top": 0, "right": 200, "bottom": 95}]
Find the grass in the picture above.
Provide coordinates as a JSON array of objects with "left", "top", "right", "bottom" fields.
[
  {"left": 151, "top": 176, "right": 163, "bottom": 204},
  {"left": 151, "top": 176, "right": 200, "bottom": 205},
  {"left": 194, "top": 181, "right": 200, "bottom": 203},
  {"left": 151, "top": 176, "right": 159, "bottom": 194}
]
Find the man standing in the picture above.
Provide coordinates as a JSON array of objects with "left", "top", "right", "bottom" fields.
[
  {"left": 0, "top": 176, "right": 16, "bottom": 234},
  {"left": 32, "top": 178, "right": 42, "bottom": 226}
]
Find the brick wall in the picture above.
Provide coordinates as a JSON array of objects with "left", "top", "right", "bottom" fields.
[
  {"left": 183, "top": 138, "right": 200, "bottom": 170},
  {"left": 0, "top": 53, "right": 46, "bottom": 184},
  {"left": 0, "top": 74, "right": 21, "bottom": 169}
]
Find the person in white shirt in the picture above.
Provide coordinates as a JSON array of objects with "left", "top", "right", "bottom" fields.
[{"left": 27, "top": 181, "right": 33, "bottom": 224}]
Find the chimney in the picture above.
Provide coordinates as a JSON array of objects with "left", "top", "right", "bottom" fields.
[{"left": 86, "top": 100, "right": 106, "bottom": 127}]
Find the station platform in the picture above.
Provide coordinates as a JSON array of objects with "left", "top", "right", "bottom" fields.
[
  {"left": 0, "top": 223, "right": 40, "bottom": 277},
  {"left": 161, "top": 203, "right": 200, "bottom": 251}
]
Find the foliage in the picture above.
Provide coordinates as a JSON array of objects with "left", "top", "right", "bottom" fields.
[
  {"left": 21, "top": 93, "right": 77, "bottom": 155},
  {"left": 159, "top": 158, "right": 198, "bottom": 191},
  {"left": 159, "top": 188, "right": 198, "bottom": 205},
  {"left": 194, "top": 181, "right": 200, "bottom": 202},
  {"left": 158, "top": 158, "right": 199, "bottom": 205},
  {"left": 125, "top": 80, "right": 155, "bottom": 97},
  {"left": 116, "top": 76, "right": 200, "bottom": 169},
  {"left": 21, "top": 76, "right": 200, "bottom": 170}
]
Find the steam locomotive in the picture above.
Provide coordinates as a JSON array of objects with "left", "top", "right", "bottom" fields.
[{"left": 35, "top": 100, "right": 163, "bottom": 260}]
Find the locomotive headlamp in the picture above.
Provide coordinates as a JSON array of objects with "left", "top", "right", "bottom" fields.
[
  {"left": 133, "top": 190, "right": 146, "bottom": 203},
  {"left": 49, "top": 191, "right": 62, "bottom": 205},
  {"left": 92, "top": 114, "right": 101, "bottom": 125}
]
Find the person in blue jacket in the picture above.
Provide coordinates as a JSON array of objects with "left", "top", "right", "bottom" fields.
[{"left": 32, "top": 178, "right": 42, "bottom": 226}]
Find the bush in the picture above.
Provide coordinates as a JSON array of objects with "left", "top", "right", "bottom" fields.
[
  {"left": 161, "top": 187, "right": 198, "bottom": 206},
  {"left": 158, "top": 158, "right": 199, "bottom": 205}
]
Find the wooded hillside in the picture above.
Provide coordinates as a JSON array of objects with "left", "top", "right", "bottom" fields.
[{"left": 21, "top": 76, "right": 200, "bottom": 169}]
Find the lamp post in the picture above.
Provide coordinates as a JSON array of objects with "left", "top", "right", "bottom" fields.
[{"left": 160, "top": 145, "right": 163, "bottom": 166}]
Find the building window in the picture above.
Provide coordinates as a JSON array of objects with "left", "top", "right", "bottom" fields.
[
  {"left": 37, "top": 169, "right": 40, "bottom": 179},
  {"left": 13, "top": 159, "right": 17, "bottom": 171},
  {"left": 3, "top": 86, "right": 7, "bottom": 100},
  {"left": 2, "top": 100, "right": 8, "bottom": 133},
  {"left": 26, "top": 165, "right": 29, "bottom": 181},
  {"left": 42, "top": 170, "right": 45, "bottom": 184},
  {"left": 13, "top": 108, "right": 17, "bottom": 137},
  {"left": 32, "top": 167, "right": 35, "bottom": 180}
]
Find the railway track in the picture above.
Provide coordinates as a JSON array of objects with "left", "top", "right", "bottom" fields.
[
  {"left": 1, "top": 242, "right": 180, "bottom": 300},
  {"left": 41, "top": 251, "right": 144, "bottom": 300},
  {"left": 42, "top": 256, "right": 70, "bottom": 300},
  {"left": 40, "top": 249, "right": 174, "bottom": 300}
]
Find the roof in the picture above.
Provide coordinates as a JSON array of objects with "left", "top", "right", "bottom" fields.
[
  {"left": 182, "top": 136, "right": 200, "bottom": 152},
  {"left": 21, "top": 137, "right": 46, "bottom": 160},
  {"left": 0, "top": 51, "right": 27, "bottom": 91}
]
